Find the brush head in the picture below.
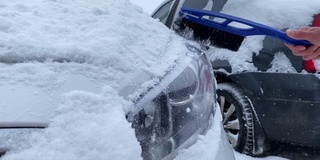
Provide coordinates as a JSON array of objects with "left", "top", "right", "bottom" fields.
[{"left": 173, "top": 18, "right": 244, "bottom": 51}]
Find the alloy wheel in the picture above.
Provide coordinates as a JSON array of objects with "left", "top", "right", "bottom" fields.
[{"left": 219, "top": 95, "right": 240, "bottom": 147}]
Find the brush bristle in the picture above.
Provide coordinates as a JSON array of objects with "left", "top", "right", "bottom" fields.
[{"left": 173, "top": 18, "right": 244, "bottom": 51}]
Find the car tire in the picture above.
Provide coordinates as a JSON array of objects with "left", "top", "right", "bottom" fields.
[{"left": 217, "top": 83, "right": 255, "bottom": 155}]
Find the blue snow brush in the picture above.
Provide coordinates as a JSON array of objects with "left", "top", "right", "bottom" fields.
[{"left": 173, "top": 7, "right": 312, "bottom": 51}]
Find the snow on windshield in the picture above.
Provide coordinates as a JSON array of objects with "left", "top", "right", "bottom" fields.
[{"left": 207, "top": 0, "right": 320, "bottom": 73}]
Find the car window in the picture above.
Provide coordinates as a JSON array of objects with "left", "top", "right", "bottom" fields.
[
  {"left": 152, "top": 0, "right": 174, "bottom": 24},
  {"left": 252, "top": 36, "right": 303, "bottom": 72},
  {"left": 182, "top": 0, "right": 210, "bottom": 9},
  {"left": 182, "top": 0, "right": 227, "bottom": 12}
]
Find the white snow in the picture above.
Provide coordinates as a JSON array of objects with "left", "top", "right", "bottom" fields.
[
  {"left": 0, "top": 0, "right": 319, "bottom": 160},
  {"left": 267, "top": 52, "right": 297, "bottom": 73}
]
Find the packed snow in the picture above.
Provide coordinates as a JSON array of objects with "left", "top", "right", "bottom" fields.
[{"left": 0, "top": 0, "right": 319, "bottom": 160}]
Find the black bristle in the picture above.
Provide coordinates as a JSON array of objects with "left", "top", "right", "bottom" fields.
[{"left": 173, "top": 18, "right": 245, "bottom": 51}]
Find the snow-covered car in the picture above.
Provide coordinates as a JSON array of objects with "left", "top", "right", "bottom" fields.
[
  {"left": 0, "top": 0, "right": 235, "bottom": 160},
  {"left": 152, "top": 0, "right": 320, "bottom": 159}
]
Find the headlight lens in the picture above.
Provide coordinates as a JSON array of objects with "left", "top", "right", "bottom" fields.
[{"left": 128, "top": 45, "right": 216, "bottom": 160}]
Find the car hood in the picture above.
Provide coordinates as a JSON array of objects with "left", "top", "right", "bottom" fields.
[
  {"left": 0, "top": 0, "right": 191, "bottom": 125},
  {"left": 0, "top": 0, "right": 193, "bottom": 159}
]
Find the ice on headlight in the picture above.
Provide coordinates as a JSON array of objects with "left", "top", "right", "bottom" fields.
[
  {"left": 123, "top": 44, "right": 217, "bottom": 160},
  {"left": 166, "top": 65, "right": 199, "bottom": 106}
]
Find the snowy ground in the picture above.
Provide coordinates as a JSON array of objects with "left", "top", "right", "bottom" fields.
[{"left": 0, "top": 0, "right": 319, "bottom": 160}]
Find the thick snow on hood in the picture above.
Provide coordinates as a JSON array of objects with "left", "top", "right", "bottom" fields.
[
  {"left": 0, "top": 0, "right": 192, "bottom": 160},
  {"left": 208, "top": 0, "right": 320, "bottom": 73},
  {"left": 0, "top": 0, "right": 189, "bottom": 82}
]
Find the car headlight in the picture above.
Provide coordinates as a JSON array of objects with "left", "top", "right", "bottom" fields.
[{"left": 122, "top": 44, "right": 216, "bottom": 160}]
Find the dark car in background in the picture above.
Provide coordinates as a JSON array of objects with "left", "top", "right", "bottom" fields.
[{"left": 152, "top": 0, "right": 320, "bottom": 159}]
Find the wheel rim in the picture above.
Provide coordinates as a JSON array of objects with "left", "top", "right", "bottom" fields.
[{"left": 219, "top": 95, "right": 240, "bottom": 147}]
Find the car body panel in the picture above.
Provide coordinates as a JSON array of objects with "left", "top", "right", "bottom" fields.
[{"left": 229, "top": 72, "right": 320, "bottom": 147}]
